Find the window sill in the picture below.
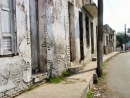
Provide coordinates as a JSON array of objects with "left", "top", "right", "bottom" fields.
[{"left": 0, "top": 50, "right": 19, "bottom": 57}]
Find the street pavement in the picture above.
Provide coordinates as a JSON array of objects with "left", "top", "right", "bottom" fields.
[{"left": 104, "top": 51, "right": 130, "bottom": 98}]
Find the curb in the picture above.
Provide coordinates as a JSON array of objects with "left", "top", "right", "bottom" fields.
[
  {"left": 80, "top": 74, "right": 94, "bottom": 98},
  {"left": 81, "top": 52, "right": 120, "bottom": 98},
  {"left": 103, "top": 52, "right": 120, "bottom": 63}
]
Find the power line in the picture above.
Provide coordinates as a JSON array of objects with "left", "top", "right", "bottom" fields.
[{"left": 106, "top": 0, "right": 119, "bottom": 27}]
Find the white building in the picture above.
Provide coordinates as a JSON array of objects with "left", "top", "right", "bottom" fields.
[
  {"left": 30, "top": 0, "right": 98, "bottom": 76},
  {"left": 0, "top": 0, "right": 98, "bottom": 97},
  {"left": 103, "top": 24, "right": 116, "bottom": 54},
  {"left": 0, "top": 0, "right": 31, "bottom": 97}
]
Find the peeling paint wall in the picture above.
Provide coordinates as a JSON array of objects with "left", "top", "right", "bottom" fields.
[
  {"left": 93, "top": 17, "right": 98, "bottom": 56},
  {"left": 103, "top": 25, "right": 115, "bottom": 54},
  {"left": 82, "top": 8, "right": 97, "bottom": 63},
  {"left": 40, "top": 0, "right": 97, "bottom": 76},
  {"left": 46, "top": 0, "right": 70, "bottom": 76},
  {"left": 0, "top": 0, "right": 31, "bottom": 97},
  {"left": 0, "top": 0, "right": 97, "bottom": 97}
]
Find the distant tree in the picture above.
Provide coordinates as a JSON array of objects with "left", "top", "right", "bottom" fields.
[
  {"left": 116, "top": 32, "right": 130, "bottom": 47},
  {"left": 127, "top": 28, "right": 130, "bottom": 33}
]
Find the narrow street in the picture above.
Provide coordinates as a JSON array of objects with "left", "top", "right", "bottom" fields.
[
  {"left": 1, "top": 0, "right": 130, "bottom": 97},
  {"left": 94, "top": 52, "right": 130, "bottom": 98}
]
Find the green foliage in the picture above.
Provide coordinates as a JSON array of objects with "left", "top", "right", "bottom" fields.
[
  {"left": 86, "top": 90, "right": 93, "bottom": 98},
  {"left": 128, "top": 28, "right": 130, "bottom": 33},
  {"left": 116, "top": 40, "right": 120, "bottom": 47},
  {"left": 102, "top": 62, "right": 107, "bottom": 68},
  {"left": 116, "top": 32, "right": 124, "bottom": 47},
  {"left": 48, "top": 76, "right": 65, "bottom": 84},
  {"left": 62, "top": 70, "right": 71, "bottom": 77},
  {"left": 47, "top": 70, "right": 71, "bottom": 84},
  {"left": 98, "top": 72, "right": 105, "bottom": 81},
  {"left": 116, "top": 32, "right": 130, "bottom": 47}
]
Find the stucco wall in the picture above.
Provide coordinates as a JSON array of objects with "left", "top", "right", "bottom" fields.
[
  {"left": 103, "top": 32, "right": 115, "bottom": 54},
  {"left": 0, "top": 0, "right": 97, "bottom": 97},
  {"left": 0, "top": 0, "right": 31, "bottom": 97},
  {"left": 82, "top": 8, "right": 97, "bottom": 63},
  {"left": 45, "top": 0, "right": 97, "bottom": 76},
  {"left": 114, "top": 33, "right": 116, "bottom": 51},
  {"left": 45, "top": 0, "right": 82, "bottom": 76},
  {"left": 93, "top": 17, "right": 98, "bottom": 56}
]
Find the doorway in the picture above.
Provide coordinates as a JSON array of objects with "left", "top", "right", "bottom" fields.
[
  {"left": 68, "top": 2, "right": 76, "bottom": 62},
  {"left": 85, "top": 15, "right": 90, "bottom": 47},
  {"left": 79, "top": 12, "right": 84, "bottom": 60},
  {"left": 91, "top": 22, "right": 94, "bottom": 54},
  {"left": 30, "top": 0, "right": 39, "bottom": 74},
  {"left": 30, "top": 0, "right": 47, "bottom": 74}
]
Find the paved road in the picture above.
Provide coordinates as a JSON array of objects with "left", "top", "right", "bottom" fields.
[{"left": 104, "top": 52, "right": 130, "bottom": 98}]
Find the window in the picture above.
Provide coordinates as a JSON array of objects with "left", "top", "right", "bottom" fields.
[{"left": 0, "top": 0, "right": 17, "bottom": 55}]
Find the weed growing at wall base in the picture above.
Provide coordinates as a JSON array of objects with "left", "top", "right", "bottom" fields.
[
  {"left": 62, "top": 70, "right": 71, "bottom": 77},
  {"left": 102, "top": 62, "right": 107, "bottom": 68},
  {"left": 86, "top": 90, "right": 93, "bottom": 98},
  {"left": 47, "top": 76, "right": 65, "bottom": 84},
  {"left": 98, "top": 72, "right": 105, "bottom": 81},
  {"left": 47, "top": 70, "right": 71, "bottom": 84}
]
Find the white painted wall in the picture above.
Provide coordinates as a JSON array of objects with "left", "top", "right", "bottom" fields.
[
  {"left": 0, "top": 0, "right": 98, "bottom": 97},
  {"left": 0, "top": 0, "right": 31, "bottom": 97},
  {"left": 44, "top": 0, "right": 98, "bottom": 76}
]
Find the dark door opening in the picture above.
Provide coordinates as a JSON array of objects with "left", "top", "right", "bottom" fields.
[
  {"left": 68, "top": 2, "right": 76, "bottom": 62},
  {"left": 85, "top": 15, "right": 90, "bottom": 47},
  {"left": 30, "top": 0, "right": 39, "bottom": 74},
  {"left": 79, "top": 12, "right": 84, "bottom": 60},
  {"left": 91, "top": 22, "right": 94, "bottom": 54}
]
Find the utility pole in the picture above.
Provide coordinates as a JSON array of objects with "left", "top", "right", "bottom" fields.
[
  {"left": 125, "top": 24, "right": 127, "bottom": 51},
  {"left": 97, "top": 0, "right": 103, "bottom": 77}
]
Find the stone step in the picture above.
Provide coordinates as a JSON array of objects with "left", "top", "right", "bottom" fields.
[
  {"left": 68, "top": 65, "right": 84, "bottom": 74},
  {"left": 92, "top": 57, "right": 97, "bottom": 61},
  {"left": 32, "top": 73, "right": 47, "bottom": 83}
]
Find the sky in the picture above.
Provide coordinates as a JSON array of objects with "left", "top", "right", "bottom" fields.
[{"left": 93, "top": 0, "right": 130, "bottom": 33}]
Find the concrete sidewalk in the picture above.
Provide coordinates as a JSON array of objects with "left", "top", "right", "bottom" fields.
[{"left": 16, "top": 52, "right": 119, "bottom": 98}]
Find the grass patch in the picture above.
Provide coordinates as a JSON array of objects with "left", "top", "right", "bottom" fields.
[
  {"left": 47, "top": 76, "right": 65, "bottom": 84},
  {"left": 86, "top": 90, "right": 93, "bottom": 98},
  {"left": 102, "top": 62, "right": 107, "bottom": 68},
  {"left": 47, "top": 70, "right": 71, "bottom": 84},
  {"left": 98, "top": 72, "right": 105, "bottom": 81},
  {"left": 62, "top": 70, "right": 71, "bottom": 77},
  {"left": 97, "top": 61, "right": 107, "bottom": 81}
]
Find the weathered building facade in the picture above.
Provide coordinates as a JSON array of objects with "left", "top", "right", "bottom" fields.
[
  {"left": 103, "top": 24, "right": 116, "bottom": 54},
  {"left": 0, "top": 0, "right": 98, "bottom": 97},
  {"left": 30, "top": 0, "right": 98, "bottom": 76},
  {"left": 0, "top": 0, "right": 31, "bottom": 97}
]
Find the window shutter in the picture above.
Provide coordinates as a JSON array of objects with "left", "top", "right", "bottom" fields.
[
  {"left": 12, "top": 0, "right": 17, "bottom": 55},
  {"left": 0, "top": 1, "right": 3, "bottom": 55},
  {"left": 0, "top": 0, "right": 17, "bottom": 55}
]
